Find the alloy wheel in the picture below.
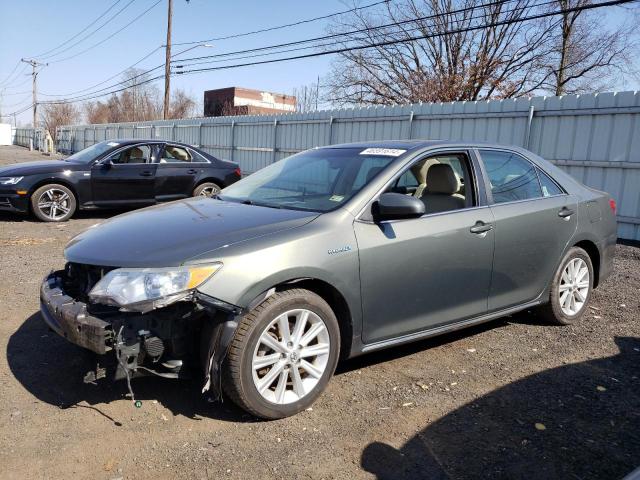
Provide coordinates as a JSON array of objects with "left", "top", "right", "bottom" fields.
[
  {"left": 559, "top": 257, "right": 590, "bottom": 316},
  {"left": 199, "top": 185, "right": 220, "bottom": 197},
  {"left": 252, "top": 309, "right": 331, "bottom": 405},
  {"left": 37, "top": 188, "right": 72, "bottom": 220}
]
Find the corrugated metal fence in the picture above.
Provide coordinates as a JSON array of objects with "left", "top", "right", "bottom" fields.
[{"left": 14, "top": 91, "right": 640, "bottom": 240}]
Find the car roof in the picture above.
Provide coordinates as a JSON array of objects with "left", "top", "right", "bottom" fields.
[
  {"left": 102, "top": 139, "right": 195, "bottom": 148},
  {"left": 321, "top": 140, "right": 529, "bottom": 152}
]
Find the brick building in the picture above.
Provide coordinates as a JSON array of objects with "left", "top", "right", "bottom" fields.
[{"left": 204, "top": 87, "right": 296, "bottom": 117}]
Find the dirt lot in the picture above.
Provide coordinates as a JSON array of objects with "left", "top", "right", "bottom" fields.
[{"left": 0, "top": 145, "right": 638, "bottom": 480}]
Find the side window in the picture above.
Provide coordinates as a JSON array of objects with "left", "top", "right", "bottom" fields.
[
  {"left": 384, "top": 152, "right": 475, "bottom": 215},
  {"left": 480, "top": 150, "right": 542, "bottom": 204},
  {"left": 396, "top": 170, "right": 420, "bottom": 189},
  {"left": 537, "top": 168, "right": 564, "bottom": 197},
  {"left": 189, "top": 149, "right": 210, "bottom": 163},
  {"left": 351, "top": 157, "right": 392, "bottom": 191},
  {"left": 161, "top": 146, "right": 191, "bottom": 163},
  {"left": 110, "top": 145, "right": 151, "bottom": 164}
]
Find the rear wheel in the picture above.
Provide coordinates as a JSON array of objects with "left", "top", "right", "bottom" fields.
[
  {"left": 30, "top": 184, "right": 76, "bottom": 222},
  {"left": 537, "top": 247, "right": 593, "bottom": 325},
  {"left": 222, "top": 289, "right": 340, "bottom": 419},
  {"left": 193, "top": 182, "right": 221, "bottom": 198}
]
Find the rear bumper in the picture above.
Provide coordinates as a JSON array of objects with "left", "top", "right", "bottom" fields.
[
  {"left": 40, "top": 272, "right": 113, "bottom": 354},
  {"left": 598, "top": 233, "right": 617, "bottom": 285}
]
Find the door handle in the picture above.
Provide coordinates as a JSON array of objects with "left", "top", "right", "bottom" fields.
[
  {"left": 139, "top": 171, "right": 153, "bottom": 177},
  {"left": 187, "top": 169, "right": 198, "bottom": 174},
  {"left": 470, "top": 221, "right": 493, "bottom": 234},
  {"left": 558, "top": 207, "right": 574, "bottom": 218}
]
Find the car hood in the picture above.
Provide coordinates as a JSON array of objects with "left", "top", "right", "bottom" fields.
[
  {"left": 0, "top": 159, "right": 81, "bottom": 176},
  {"left": 65, "top": 197, "right": 319, "bottom": 267}
]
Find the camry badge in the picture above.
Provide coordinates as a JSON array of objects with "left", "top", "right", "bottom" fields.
[{"left": 328, "top": 245, "right": 352, "bottom": 255}]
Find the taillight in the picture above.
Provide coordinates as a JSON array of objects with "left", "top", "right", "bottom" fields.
[
  {"left": 609, "top": 199, "right": 616, "bottom": 215},
  {"left": 234, "top": 167, "right": 242, "bottom": 177}
]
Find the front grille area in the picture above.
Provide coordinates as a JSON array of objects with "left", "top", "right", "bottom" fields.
[{"left": 62, "top": 262, "right": 116, "bottom": 302}]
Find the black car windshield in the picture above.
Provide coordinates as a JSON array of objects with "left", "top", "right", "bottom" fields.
[
  {"left": 65, "top": 141, "right": 120, "bottom": 164},
  {"left": 218, "top": 147, "right": 400, "bottom": 212}
]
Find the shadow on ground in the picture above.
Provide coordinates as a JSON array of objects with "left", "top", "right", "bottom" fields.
[
  {"left": 361, "top": 336, "right": 640, "bottom": 480},
  {"left": 6, "top": 312, "right": 250, "bottom": 424},
  {"left": 7, "top": 309, "right": 551, "bottom": 426}
]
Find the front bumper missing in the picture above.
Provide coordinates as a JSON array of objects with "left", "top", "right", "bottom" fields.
[
  {"left": 40, "top": 272, "right": 113, "bottom": 354},
  {"left": 39, "top": 271, "right": 242, "bottom": 402}
]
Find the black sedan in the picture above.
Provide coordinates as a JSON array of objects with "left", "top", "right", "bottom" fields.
[{"left": 0, "top": 139, "right": 241, "bottom": 222}]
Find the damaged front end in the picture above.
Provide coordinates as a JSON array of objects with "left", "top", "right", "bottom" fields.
[{"left": 40, "top": 263, "right": 241, "bottom": 405}]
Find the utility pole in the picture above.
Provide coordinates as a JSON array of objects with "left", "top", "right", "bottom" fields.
[
  {"left": 21, "top": 58, "right": 47, "bottom": 129},
  {"left": 163, "top": 0, "right": 173, "bottom": 120}
]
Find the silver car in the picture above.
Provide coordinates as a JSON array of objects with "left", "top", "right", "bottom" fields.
[{"left": 40, "top": 141, "right": 617, "bottom": 419}]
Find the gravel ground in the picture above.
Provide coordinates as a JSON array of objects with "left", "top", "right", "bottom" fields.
[{"left": 0, "top": 145, "right": 638, "bottom": 480}]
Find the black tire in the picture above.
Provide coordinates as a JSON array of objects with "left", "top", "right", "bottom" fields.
[
  {"left": 193, "top": 182, "right": 221, "bottom": 197},
  {"left": 30, "top": 184, "right": 77, "bottom": 222},
  {"left": 536, "top": 246, "right": 594, "bottom": 325},
  {"left": 222, "top": 288, "right": 340, "bottom": 419}
]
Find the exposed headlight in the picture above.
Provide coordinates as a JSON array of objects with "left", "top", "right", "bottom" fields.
[
  {"left": 0, "top": 177, "right": 23, "bottom": 185},
  {"left": 89, "top": 263, "right": 222, "bottom": 312}
]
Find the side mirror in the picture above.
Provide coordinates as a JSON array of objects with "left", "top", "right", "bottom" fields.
[{"left": 373, "top": 192, "right": 425, "bottom": 221}]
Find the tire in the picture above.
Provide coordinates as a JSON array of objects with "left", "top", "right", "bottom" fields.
[
  {"left": 30, "top": 184, "right": 77, "bottom": 222},
  {"left": 222, "top": 288, "right": 340, "bottom": 419},
  {"left": 193, "top": 182, "right": 221, "bottom": 198},
  {"left": 536, "top": 247, "right": 594, "bottom": 325}
]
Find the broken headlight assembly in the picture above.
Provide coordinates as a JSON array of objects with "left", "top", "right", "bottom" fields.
[{"left": 88, "top": 263, "right": 222, "bottom": 313}]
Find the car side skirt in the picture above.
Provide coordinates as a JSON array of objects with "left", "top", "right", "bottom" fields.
[{"left": 360, "top": 299, "right": 543, "bottom": 353}]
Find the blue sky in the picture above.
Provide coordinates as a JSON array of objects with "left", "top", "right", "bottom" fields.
[
  {"left": 0, "top": 0, "right": 344, "bottom": 124},
  {"left": 0, "top": 0, "right": 637, "bottom": 125}
]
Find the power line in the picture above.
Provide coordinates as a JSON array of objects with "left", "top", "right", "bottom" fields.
[
  {"left": 173, "top": 0, "right": 561, "bottom": 70},
  {"left": 39, "top": 46, "right": 163, "bottom": 97},
  {"left": 37, "top": 0, "right": 515, "bottom": 101},
  {"left": 36, "top": 0, "right": 638, "bottom": 108},
  {"left": 30, "top": 0, "right": 124, "bottom": 59},
  {"left": 172, "top": 0, "right": 391, "bottom": 46},
  {"left": 36, "top": 0, "right": 138, "bottom": 61},
  {"left": 0, "top": 61, "right": 22, "bottom": 87},
  {"left": 50, "top": 0, "right": 163, "bottom": 64},
  {"left": 24, "top": 0, "right": 391, "bottom": 99}
]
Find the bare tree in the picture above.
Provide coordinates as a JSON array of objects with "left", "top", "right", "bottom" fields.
[
  {"left": 168, "top": 89, "right": 196, "bottom": 119},
  {"left": 40, "top": 102, "right": 79, "bottom": 142},
  {"left": 538, "top": 0, "right": 638, "bottom": 95},
  {"left": 83, "top": 69, "right": 197, "bottom": 123},
  {"left": 292, "top": 79, "right": 323, "bottom": 112},
  {"left": 326, "top": 0, "right": 637, "bottom": 105}
]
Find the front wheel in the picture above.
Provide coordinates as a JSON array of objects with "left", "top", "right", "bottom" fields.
[
  {"left": 222, "top": 289, "right": 340, "bottom": 419},
  {"left": 537, "top": 246, "right": 594, "bottom": 325},
  {"left": 30, "top": 184, "right": 77, "bottom": 222}
]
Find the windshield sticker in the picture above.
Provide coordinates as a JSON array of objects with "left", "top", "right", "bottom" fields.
[
  {"left": 360, "top": 148, "right": 407, "bottom": 157},
  {"left": 107, "top": 142, "right": 120, "bottom": 147},
  {"left": 329, "top": 195, "right": 344, "bottom": 202}
]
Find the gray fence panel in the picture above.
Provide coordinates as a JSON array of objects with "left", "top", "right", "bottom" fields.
[{"left": 13, "top": 91, "right": 640, "bottom": 240}]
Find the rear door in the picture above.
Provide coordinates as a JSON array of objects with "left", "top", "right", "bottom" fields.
[
  {"left": 356, "top": 150, "right": 495, "bottom": 344},
  {"left": 154, "top": 144, "right": 202, "bottom": 201},
  {"left": 91, "top": 144, "right": 157, "bottom": 206},
  {"left": 477, "top": 149, "right": 578, "bottom": 311}
]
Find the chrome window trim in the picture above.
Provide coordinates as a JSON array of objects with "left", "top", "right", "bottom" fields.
[{"left": 354, "top": 148, "right": 481, "bottom": 222}]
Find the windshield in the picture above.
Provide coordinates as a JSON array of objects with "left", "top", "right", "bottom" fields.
[
  {"left": 66, "top": 141, "right": 120, "bottom": 164},
  {"left": 219, "top": 148, "right": 399, "bottom": 212}
]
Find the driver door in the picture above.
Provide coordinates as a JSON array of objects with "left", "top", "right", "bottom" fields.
[
  {"left": 355, "top": 151, "right": 495, "bottom": 344},
  {"left": 91, "top": 144, "right": 158, "bottom": 206}
]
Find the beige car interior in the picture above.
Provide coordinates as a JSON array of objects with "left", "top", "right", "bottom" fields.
[
  {"left": 405, "top": 155, "right": 468, "bottom": 214},
  {"left": 121, "top": 146, "right": 148, "bottom": 164},
  {"left": 161, "top": 146, "right": 190, "bottom": 163}
]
